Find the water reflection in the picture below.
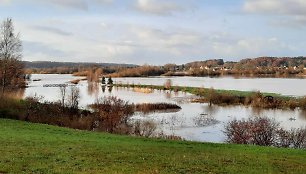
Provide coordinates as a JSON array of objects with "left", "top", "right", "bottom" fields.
[
  {"left": 202, "top": 105, "right": 218, "bottom": 116},
  {"left": 298, "top": 109, "right": 306, "bottom": 120},
  {"left": 87, "top": 82, "right": 99, "bottom": 97},
  {"left": 108, "top": 86, "right": 113, "bottom": 93},
  {"left": 101, "top": 85, "right": 106, "bottom": 93},
  {"left": 4, "top": 88, "right": 25, "bottom": 99}
]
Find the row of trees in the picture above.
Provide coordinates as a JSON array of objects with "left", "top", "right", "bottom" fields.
[{"left": 0, "top": 18, "right": 24, "bottom": 95}]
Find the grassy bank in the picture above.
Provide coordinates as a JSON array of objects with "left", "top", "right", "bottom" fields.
[{"left": 0, "top": 119, "right": 306, "bottom": 174}]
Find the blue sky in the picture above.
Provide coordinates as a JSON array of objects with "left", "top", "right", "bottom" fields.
[{"left": 0, "top": 0, "right": 305, "bottom": 65}]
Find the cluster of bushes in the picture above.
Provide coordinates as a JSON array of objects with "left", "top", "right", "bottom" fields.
[
  {"left": 115, "top": 83, "right": 306, "bottom": 110},
  {"left": 89, "top": 96, "right": 134, "bottom": 133},
  {"left": 89, "top": 97, "right": 181, "bottom": 133},
  {"left": 135, "top": 103, "right": 181, "bottom": 114},
  {"left": 0, "top": 95, "right": 93, "bottom": 130},
  {"left": 193, "top": 88, "right": 306, "bottom": 110},
  {"left": 188, "top": 69, "right": 222, "bottom": 77},
  {"left": 1, "top": 92, "right": 182, "bottom": 139},
  {"left": 108, "top": 65, "right": 165, "bottom": 77},
  {"left": 224, "top": 117, "right": 306, "bottom": 149}
]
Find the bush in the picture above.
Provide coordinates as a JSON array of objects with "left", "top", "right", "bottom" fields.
[
  {"left": 299, "top": 97, "right": 306, "bottom": 109},
  {"left": 224, "top": 117, "right": 306, "bottom": 149},
  {"left": 132, "top": 120, "right": 157, "bottom": 137},
  {"left": 135, "top": 103, "right": 181, "bottom": 114},
  {"left": 90, "top": 96, "right": 134, "bottom": 133}
]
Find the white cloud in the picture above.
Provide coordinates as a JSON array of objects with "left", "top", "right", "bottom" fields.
[
  {"left": 0, "top": 0, "right": 113, "bottom": 10},
  {"left": 32, "top": 26, "right": 72, "bottom": 36},
  {"left": 0, "top": 0, "right": 11, "bottom": 5},
  {"left": 18, "top": 19, "right": 300, "bottom": 64},
  {"left": 134, "top": 0, "right": 186, "bottom": 16},
  {"left": 243, "top": 0, "right": 306, "bottom": 16},
  {"left": 210, "top": 37, "right": 295, "bottom": 59},
  {"left": 45, "top": 0, "right": 88, "bottom": 11},
  {"left": 269, "top": 16, "right": 306, "bottom": 28},
  {"left": 243, "top": 0, "right": 306, "bottom": 28}
]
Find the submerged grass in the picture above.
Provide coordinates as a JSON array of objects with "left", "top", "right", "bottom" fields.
[
  {"left": 115, "top": 83, "right": 287, "bottom": 98},
  {"left": 115, "top": 84, "right": 300, "bottom": 109},
  {"left": 0, "top": 119, "right": 306, "bottom": 174}
]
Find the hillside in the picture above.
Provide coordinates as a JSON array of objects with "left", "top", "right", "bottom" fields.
[
  {"left": 0, "top": 119, "right": 305, "bottom": 174},
  {"left": 23, "top": 61, "right": 137, "bottom": 69}
]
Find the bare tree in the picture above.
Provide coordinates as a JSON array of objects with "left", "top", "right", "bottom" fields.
[
  {"left": 0, "top": 18, "right": 24, "bottom": 95},
  {"left": 59, "top": 85, "right": 67, "bottom": 109},
  {"left": 67, "top": 86, "right": 80, "bottom": 110}
]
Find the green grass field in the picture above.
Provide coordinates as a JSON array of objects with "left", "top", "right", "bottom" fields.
[{"left": 0, "top": 119, "right": 305, "bottom": 174}]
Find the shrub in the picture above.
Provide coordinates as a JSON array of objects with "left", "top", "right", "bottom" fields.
[
  {"left": 224, "top": 117, "right": 306, "bottom": 149},
  {"left": 251, "top": 117, "right": 279, "bottom": 146},
  {"left": 135, "top": 103, "right": 181, "bottom": 114},
  {"left": 224, "top": 119, "right": 253, "bottom": 144},
  {"left": 90, "top": 96, "right": 134, "bottom": 133},
  {"left": 225, "top": 117, "right": 278, "bottom": 145},
  {"left": 291, "top": 128, "right": 306, "bottom": 148},
  {"left": 133, "top": 120, "right": 157, "bottom": 137},
  {"left": 299, "top": 97, "right": 306, "bottom": 109}
]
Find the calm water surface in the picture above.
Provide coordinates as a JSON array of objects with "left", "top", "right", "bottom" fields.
[
  {"left": 114, "top": 76, "right": 306, "bottom": 96},
  {"left": 24, "top": 74, "right": 306, "bottom": 143}
]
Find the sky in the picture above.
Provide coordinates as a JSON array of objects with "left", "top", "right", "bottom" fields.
[{"left": 0, "top": 0, "right": 305, "bottom": 65}]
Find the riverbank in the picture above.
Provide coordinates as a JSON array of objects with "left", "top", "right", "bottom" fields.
[
  {"left": 0, "top": 118, "right": 305, "bottom": 173},
  {"left": 114, "top": 83, "right": 306, "bottom": 109}
]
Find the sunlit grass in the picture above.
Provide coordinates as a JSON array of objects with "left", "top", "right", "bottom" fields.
[{"left": 0, "top": 119, "right": 305, "bottom": 173}]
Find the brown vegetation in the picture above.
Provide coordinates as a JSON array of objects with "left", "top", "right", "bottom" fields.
[
  {"left": 0, "top": 91, "right": 183, "bottom": 140},
  {"left": 184, "top": 57, "right": 306, "bottom": 77},
  {"left": 89, "top": 96, "right": 134, "bottom": 133},
  {"left": 0, "top": 18, "right": 25, "bottom": 95},
  {"left": 116, "top": 83, "right": 306, "bottom": 110},
  {"left": 69, "top": 79, "right": 81, "bottom": 84},
  {"left": 224, "top": 117, "right": 306, "bottom": 149},
  {"left": 135, "top": 103, "right": 181, "bottom": 114},
  {"left": 193, "top": 88, "right": 306, "bottom": 110},
  {"left": 108, "top": 65, "right": 165, "bottom": 77}
]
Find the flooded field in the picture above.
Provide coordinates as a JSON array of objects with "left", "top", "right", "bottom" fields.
[
  {"left": 24, "top": 74, "right": 306, "bottom": 143},
  {"left": 114, "top": 76, "right": 306, "bottom": 96}
]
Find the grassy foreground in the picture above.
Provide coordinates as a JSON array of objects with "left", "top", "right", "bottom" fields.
[{"left": 0, "top": 119, "right": 306, "bottom": 174}]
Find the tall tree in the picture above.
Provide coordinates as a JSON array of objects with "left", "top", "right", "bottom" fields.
[{"left": 0, "top": 18, "right": 24, "bottom": 95}]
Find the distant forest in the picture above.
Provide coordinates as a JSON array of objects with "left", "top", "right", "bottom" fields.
[
  {"left": 24, "top": 61, "right": 137, "bottom": 69},
  {"left": 23, "top": 61, "right": 137, "bottom": 74},
  {"left": 185, "top": 57, "right": 306, "bottom": 69},
  {"left": 180, "top": 57, "right": 306, "bottom": 77},
  {"left": 23, "top": 57, "right": 306, "bottom": 77}
]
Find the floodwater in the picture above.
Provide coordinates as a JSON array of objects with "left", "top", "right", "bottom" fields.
[
  {"left": 114, "top": 76, "right": 306, "bottom": 96},
  {"left": 24, "top": 74, "right": 306, "bottom": 143}
]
